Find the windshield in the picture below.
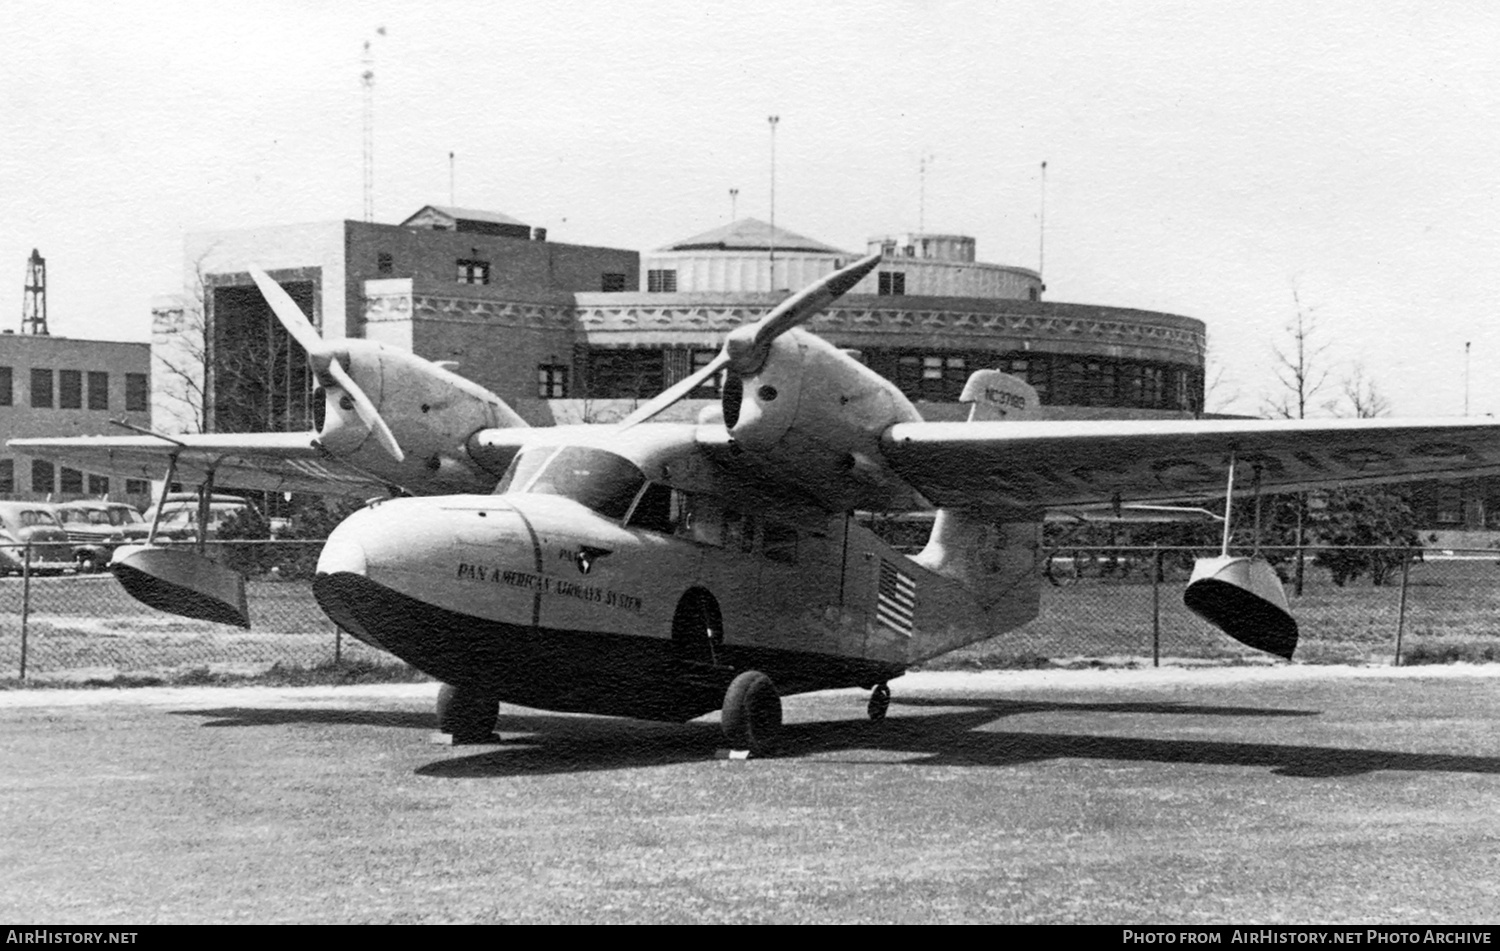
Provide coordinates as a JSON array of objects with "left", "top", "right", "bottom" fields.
[
  {"left": 500, "top": 446, "right": 645, "bottom": 520},
  {"left": 109, "top": 507, "right": 143, "bottom": 526},
  {"left": 19, "top": 510, "right": 59, "bottom": 527}
]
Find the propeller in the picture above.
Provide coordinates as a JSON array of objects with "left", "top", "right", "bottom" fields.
[
  {"left": 617, "top": 251, "right": 883, "bottom": 428},
  {"left": 247, "top": 266, "right": 405, "bottom": 462}
]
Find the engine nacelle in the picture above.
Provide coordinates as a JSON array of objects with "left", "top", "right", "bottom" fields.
[
  {"left": 316, "top": 340, "right": 528, "bottom": 493},
  {"left": 723, "top": 328, "right": 922, "bottom": 510}
]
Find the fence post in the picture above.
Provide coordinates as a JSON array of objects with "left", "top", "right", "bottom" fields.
[
  {"left": 1152, "top": 545, "right": 1162, "bottom": 668},
  {"left": 1394, "top": 548, "right": 1411, "bottom": 667},
  {"left": 19, "top": 542, "right": 31, "bottom": 681},
  {"left": 334, "top": 622, "right": 342, "bottom": 666}
]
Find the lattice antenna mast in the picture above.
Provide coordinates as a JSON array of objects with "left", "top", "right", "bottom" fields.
[
  {"left": 361, "top": 38, "right": 376, "bottom": 222},
  {"left": 22, "top": 248, "right": 47, "bottom": 335}
]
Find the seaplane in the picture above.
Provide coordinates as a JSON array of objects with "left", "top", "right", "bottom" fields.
[{"left": 14, "top": 253, "right": 1500, "bottom": 754}]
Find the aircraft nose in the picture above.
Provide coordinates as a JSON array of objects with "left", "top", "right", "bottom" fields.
[{"left": 316, "top": 529, "right": 368, "bottom": 577}]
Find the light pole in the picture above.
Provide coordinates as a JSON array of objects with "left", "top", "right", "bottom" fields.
[
  {"left": 768, "top": 115, "right": 780, "bottom": 290},
  {"left": 1465, "top": 341, "right": 1472, "bottom": 415}
]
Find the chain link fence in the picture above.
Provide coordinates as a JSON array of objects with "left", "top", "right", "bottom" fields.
[
  {"left": 0, "top": 541, "right": 389, "bottom": 682},
  {"left": 2, "top": 541, "right": 1498, "bottom": 681}
]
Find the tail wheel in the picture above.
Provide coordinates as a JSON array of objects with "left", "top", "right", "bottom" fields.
[
  {"left": 436, "top": 684, "right": 499, "bottom": 744},
  {"left": 721, "top": 670, "right": 782, "bottom": 756},
  {"left": 868, "top": 682, "right": 891, "bottom": 722}
]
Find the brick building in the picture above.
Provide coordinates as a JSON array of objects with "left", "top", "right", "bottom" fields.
[
  {"left": 0, "top": 333, "right": 152, "bottom": 504},
  {"left": 160, "top": 207, "right": 1206, "bottom": 437}
]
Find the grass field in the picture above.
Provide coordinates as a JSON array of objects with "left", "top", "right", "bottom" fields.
[
  {"left": 3, "top": 669, "right": 1499, "bottom": 923},
  {"left": 2, "top": 556, "right": 1499, "bottom": 682}
]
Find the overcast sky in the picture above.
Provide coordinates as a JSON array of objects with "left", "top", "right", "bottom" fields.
[{"left": 3, "top": 0, "right": 1497, "bottom": 418}]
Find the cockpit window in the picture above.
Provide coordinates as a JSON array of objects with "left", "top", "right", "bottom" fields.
[
  {"left": 495, "top": 446, "right": 559, "bottom": 495},
  {"left": 504, "top": 446, "right": 646, "bottom": 521}
]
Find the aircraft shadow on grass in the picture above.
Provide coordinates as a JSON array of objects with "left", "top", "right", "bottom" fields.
[{"left": 181, "top": 696, "right": 1500, "bottom": 780}]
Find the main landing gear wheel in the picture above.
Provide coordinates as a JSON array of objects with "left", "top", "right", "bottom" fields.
[
  {"left": 721, "top": 670, "right": 782, "bottom": 757},
  {"left": 436, "top": 684, "right": 499, "bottom": 744},
  {"left": 868, "top": 683, "right": 891, "bottom": 722}
]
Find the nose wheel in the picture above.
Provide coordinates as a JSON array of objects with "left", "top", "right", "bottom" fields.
[{"left": 868, "top": 683, "right": 891, "bottom": 722}]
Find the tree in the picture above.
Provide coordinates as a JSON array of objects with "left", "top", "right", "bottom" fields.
[{"left": 1263, "top": 289, "right": 1333, "bottom": 595}]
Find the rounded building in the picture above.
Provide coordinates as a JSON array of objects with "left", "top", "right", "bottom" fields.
[
  {"left": 571, "top": 218, "right": 1204, "bottom": 422},
  {"left": 167, "top": 208, "right": 1206, "bottom": 437}
]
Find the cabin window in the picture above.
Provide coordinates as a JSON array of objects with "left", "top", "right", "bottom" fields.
[
  {"left": 762, "top": 521, "right": 798, "bottom": 564},
  {"left": 125, "top": 479, "right": 149, "bottom": 495},
  {"left": 627, "top": 483, "right": 680, "bottom": 534},
  {"left": 878, "top": 272, "right": 905, "bottom": 295},
  {"left": 600, "top": 272, "right": 627, "bottom": 292},
  {"left": 647, "top": 269, "right": 677, "bottom": 293},
  {"left": 88, "top": 475, "right": 109, "bottom": 495},
  {"left": 60, "top": 467, "right": 83, "bottom": 494}
]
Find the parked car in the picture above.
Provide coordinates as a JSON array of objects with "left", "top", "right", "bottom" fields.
[
  {"left": 142, "top": 493, "right": 287, "bottom": 541},
  {"left": 0, "top": 502, "right": 77, "bottom": 575},
  {"left": 52, "top": 500, "right": 152, "bottom": 572}
]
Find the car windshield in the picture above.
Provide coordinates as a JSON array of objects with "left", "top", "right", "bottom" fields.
[
  {"left": 19, "top": 510, "right": 59, "bottom": 527},
  {"left": 500, "top": 446, "right": 645, "bottom": 520},
  {"left": 110, "top": 508, "right": 143, "bottom": 526}
]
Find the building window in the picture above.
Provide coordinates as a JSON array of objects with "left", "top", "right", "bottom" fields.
[
  {"left": 600, "top": 272, "right": 627, "bottom": 292},
  {"left": 125, "top": 373, "right": 148, "bottom": 412},
  {"left": 537, "top": 363, "right": 569, "bottom": 399},
  {"left": 87, "top": 371, "right": 109, "bottom": 410},
  {"left": 60, "top": 467, "right": 83, "bottom": 494},
  {"left": 878, "top": 272, "right": 906, "bottom": 295},
  {"left": 456, "top": 259, "right": 490, "bottom": 285},
  {"left": 689, "top": 349, "right": 724, "bottom": 397},
  {"left": 0, "top": 366, "right": 11, "bottom": 406},
  {"left": 59, "top": 370, "right": 83, "bottom": 409},
  {"left": 30, "top": 369, "right": 53, "bottom": 408},
  {"left": 87, "top": 474, "right": 109, "bottom": 495},
  {"left": 31, "top": 460, "right": 53, "bottom": 494},
  {"left": 647, "top": 269, "right": 677, "bottom": 293},
  {"left": 377, "top": 252, "right": 393, "bottom": 275},
  {"left": 125, "top": 478, "right": 149, "bottom": 495},
  {"left": 0, "top": 459, "right": 12, "bottom": 494}
]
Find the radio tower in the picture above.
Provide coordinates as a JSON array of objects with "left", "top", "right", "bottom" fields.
[
  {"left": 361, "top": 37, "right": 376, "bottom": 222},
  {"left": 22, "top": 249, "right": 47, "bottom": 335}
]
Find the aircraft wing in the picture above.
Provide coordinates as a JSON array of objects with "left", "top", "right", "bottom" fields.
[
  {"left": 7, "top": 433, "right": 388, "bottom": 497},
  {"left": 880, "top": 417, "right": 1500, "bottom": 510}
]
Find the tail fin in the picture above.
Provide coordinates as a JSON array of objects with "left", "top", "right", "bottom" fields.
[{"left": 959, "top": 370, "right": 1041, "bottom": 421}]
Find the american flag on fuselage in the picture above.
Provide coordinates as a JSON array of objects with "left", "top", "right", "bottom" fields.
[{"left": 877, "top": 559, "right": 916, "bottom": 637}]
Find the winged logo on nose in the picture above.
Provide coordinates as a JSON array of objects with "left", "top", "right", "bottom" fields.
[{"left": 575, "top": 546, "right": 612, "bottom": 575}]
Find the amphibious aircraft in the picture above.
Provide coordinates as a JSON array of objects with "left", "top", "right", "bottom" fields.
[{"left": 15, "top": 254, "right": 1500, "bottom": 754}]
